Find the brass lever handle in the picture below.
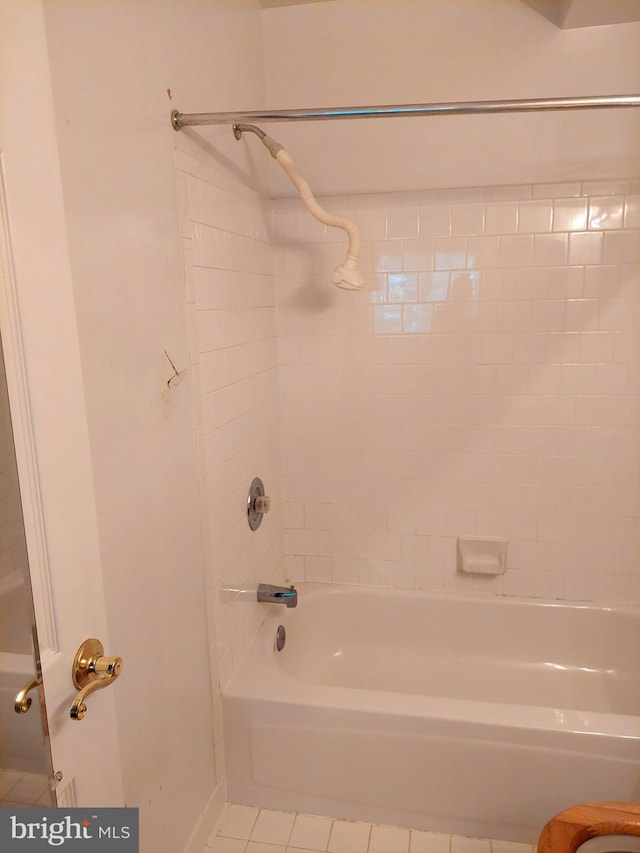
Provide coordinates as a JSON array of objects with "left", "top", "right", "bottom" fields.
[
  {"left": 14, "top": 676, "right": 42, "bottom": 714},
  {"left": 70, "top": 638, "right": 123, "bottom": 721}
]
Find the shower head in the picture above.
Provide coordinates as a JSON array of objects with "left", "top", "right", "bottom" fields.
[
  {"left": 234, "top": 123, "right": 363, "bottom": 291},
  {"left": 332, "top": 258, "right": 364, "bottom": 290}
]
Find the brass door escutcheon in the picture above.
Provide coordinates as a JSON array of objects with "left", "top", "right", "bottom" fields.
[
  {"left": 14, "top": 676, "right": 42, "bottom": 714},
  {"left": 70, "top": 638, "right": 123, "bottom": 721}
]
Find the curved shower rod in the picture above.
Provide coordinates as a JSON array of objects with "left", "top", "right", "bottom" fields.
[{"left": 170, "top": 94, "right": 640, "bottom": 130}]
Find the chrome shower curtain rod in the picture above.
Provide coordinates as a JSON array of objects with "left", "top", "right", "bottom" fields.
[{"left": 170, "top": 94, "right": 640, "bottom": 130}]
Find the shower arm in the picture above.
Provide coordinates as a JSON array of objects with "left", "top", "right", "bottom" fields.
[
  {"left": 233, "top": 122, "right": 363, "bottom": 291},
  {"left": 233, "top": 123, "right": 266, "bottom": 141}
]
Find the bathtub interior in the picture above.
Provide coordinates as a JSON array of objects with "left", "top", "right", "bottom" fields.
[{"left": 273, "top": 586, "right": 640, "bottom": 716}]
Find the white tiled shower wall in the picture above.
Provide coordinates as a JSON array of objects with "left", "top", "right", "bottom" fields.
[
  {"left": 177, "top": 164, "right": 640, "bottom": 737},
  {"left": 176, "top": 150, "right": 286, "bottom": 781},
  {"left": 274, "top": 180, "right": 640, "bottom": 604},
  {"left": 177, "top": 152, "right": 640, "bottom": 804}
]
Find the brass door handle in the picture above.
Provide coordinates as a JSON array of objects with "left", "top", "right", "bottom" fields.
[
  {"left": 70, "top": 638, "right": 123, "bottom": 721},
  {"left": 14, "top": 676, "right": 42, "bottom": 714}
]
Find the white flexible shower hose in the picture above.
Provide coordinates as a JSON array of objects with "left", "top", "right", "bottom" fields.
[{"left": 262, "top": 134, "right": 363, "bottom": 290}]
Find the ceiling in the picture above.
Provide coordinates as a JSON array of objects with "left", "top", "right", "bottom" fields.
[
  {"left": 259, "top": 0, "right": 333, "bottom": 8},
  {"left": 259, "top": 0, "right": 640, "bottom": 27},
  {"left": 521, "top": 0, "right": 640, "bottom": 27}
]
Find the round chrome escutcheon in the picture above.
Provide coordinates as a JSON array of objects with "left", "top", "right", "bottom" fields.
[{"left": 275, "top": 625, "right": 286, "bottom": 652}]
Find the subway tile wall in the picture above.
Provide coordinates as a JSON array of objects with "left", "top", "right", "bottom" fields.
[
  {"left": 274, "top": 180, "right": 640, "bottom": 603},
  {"left": 176, "top": 161, "right": 640, "bottom": 787},
  {"left": 176, "top": 151, "right": 286, "bottom": 783}
]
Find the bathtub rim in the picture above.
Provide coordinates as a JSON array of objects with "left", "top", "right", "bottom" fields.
[{"left": 275, "top": 580, "right": 640, "bottom": 617}]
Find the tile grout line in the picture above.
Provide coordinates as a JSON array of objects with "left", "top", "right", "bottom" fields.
[{"left": 210, "top": 804, "right": 536, "bottom": 853}]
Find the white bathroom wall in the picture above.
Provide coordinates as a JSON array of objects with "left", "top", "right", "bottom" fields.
[
  {"left": 274, "top": 180, "right": 640, "bottom": 602},
  {"left": 41, "top": 2, "right": 266, "bottom": 851},
  {"left": 262, "top": 0, "right": 640, "bottom": 196}
]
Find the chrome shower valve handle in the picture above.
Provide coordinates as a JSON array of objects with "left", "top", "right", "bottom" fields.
[{"left": 248, "top": 477, "right": 270, "bottom": 530}]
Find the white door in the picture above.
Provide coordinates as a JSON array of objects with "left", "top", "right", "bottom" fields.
[{"left": 0, "top": 0, "right": 124, "bottom": 807}]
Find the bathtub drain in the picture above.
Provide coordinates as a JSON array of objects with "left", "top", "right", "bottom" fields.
[{"left": 275, "top": 625, "right": 286, "bottom": 652}]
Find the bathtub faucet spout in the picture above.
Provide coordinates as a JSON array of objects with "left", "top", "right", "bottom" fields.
[{"left": 257, "top": 583, "right": 297, "bottom": 608}]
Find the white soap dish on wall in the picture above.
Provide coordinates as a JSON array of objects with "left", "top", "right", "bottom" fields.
[{"left": 457, "top": 536, "right": 507, "bottom": 575}]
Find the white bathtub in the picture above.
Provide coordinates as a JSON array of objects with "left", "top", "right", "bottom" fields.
[
  {"left": 0, "top": 572, "right": 49, "bottom": 775},
  {"left": 0, "top": 652, "right": 49, "bottom": 774},
  {"left": 223, "top": 584, "right": 640, "bottom": 844}
]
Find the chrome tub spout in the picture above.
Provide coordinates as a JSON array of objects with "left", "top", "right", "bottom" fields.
[{"left": 257, "top": 583, "right": 297, "bottom": 608}]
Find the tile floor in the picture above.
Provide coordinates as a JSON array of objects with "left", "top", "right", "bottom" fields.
[
  {"left": 0, "top": 768, "right": 52, "bottom": 807},
  {"left": 206, "top": 804, "right": 536, "bottom": 853}
]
